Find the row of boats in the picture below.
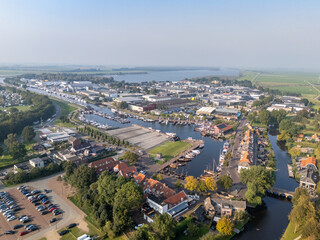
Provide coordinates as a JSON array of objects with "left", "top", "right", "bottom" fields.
[
  {"left": 83, "top": 109, "right": 130, "bottom": 124},
  {"left": 217, "top": 141, "right": 230, "bottom": 171},
  {"left": 111, "top": 108, "right": 155, "bottom": 122},
  {"left": 78, "top": 113, "right": 110, "bottom": 129}
]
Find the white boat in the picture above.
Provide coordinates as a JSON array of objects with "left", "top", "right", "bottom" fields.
[
  {"left": 166, "top": 132, "right": 177, "bottom": 137},
  {"left": 192, "top": 150, "right": 200, "bottom": 155}
]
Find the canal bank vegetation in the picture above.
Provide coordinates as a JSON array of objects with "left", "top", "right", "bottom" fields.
[
  {"left": 282, "top": 188, "right": 320, "bottom": 240},
  {"left": 51, "top": 98, "right": 77, "bottom": 127},
  {"left": 240, "top": 166, "right": 274, "bottom": 205}
]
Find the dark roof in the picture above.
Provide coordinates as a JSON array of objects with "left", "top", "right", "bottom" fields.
[
  {"left": 192, "top": 205, "right": 206, "bottom": 222},
  {"left": 148, "top": 194, "right": 167, "bottom": 206},
  {"left": 217, "top": 124, "right": 227, "bottom": 129}
]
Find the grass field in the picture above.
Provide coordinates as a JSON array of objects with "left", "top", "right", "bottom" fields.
[
  {"left": 149, "top": 141, "right": 192, "bottom": 160},
  {"left": 281, "top": 221, "right": 301, "bottom": 240},
  {"left": 0, "top": 105, "right": 31, "bottom": 112},
  {"left": 51, "top": 99, "right": 77, "bottom": 127}
]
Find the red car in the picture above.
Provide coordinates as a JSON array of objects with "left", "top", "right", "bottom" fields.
[
  {"left": 49, "top": 207, "right": 57, "bottom": 212},
  {"left": 20, "top": 231, "right": 29, "bottom": 236}
]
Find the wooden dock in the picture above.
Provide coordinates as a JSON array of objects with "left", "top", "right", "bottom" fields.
[{"left": 156, "top": 139, "right": 204, "bottom": 172}]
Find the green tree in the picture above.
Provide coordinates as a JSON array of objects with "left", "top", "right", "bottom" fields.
[
  {"left": 175, "top": 179, "right": 182, "bottom": 189},
  {"left": 289, "top": 195, "right": 315, "bottom": 233},
  {"left": 130, "top": 226, "right": 149, "bottom": 240},
  {"left": 240, "top": 166, "right": 274, "bottom": 205},
  {"left": 186, "top": 221, "right": 199, "bottom": 238},
  {"left": 217, "top": 175, "right": 233, "bottom": 190},
  {"left": 113, "top": 182, "right": 143, "bottom": 233},
  {"left": 258, "top": 109, "right": 270, "bottom": 125},
  {"left": 124, "top": 151, "right": 139, "bottom": 165},
  {"left": 4, "top": 133, "right": 18, "bottom": 150},
  {"left": 22, "top": 126, "right": 36, "bottom": 143},
  {"left": 216, "top": 216, "right": 234, "bottom": 235},
  {"left": 70, "top": 165, "right": 97, "bottom": 191},
  {"left": 151, "top": 213, "right": 176, "bottom": 240}
]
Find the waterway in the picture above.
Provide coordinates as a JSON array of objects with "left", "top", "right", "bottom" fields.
[
  {"left": 237, "top": 133, "right": 299, "bottom": 240},
  {"left": 84, "top": 106, "right": 224, "bottom": 177},
  {"left": 27, "top": 87, "right": 297, "bottom": 240},
  {"left": 111, "top": 69, "right": 239, "bottom": 83}
]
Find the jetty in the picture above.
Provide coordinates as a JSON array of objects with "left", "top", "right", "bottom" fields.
[{"left": 156, "top": 139, "right": 204, "bottom": 173}]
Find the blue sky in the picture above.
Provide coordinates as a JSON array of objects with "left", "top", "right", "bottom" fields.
[{"left": 0, "top": 0, "right": 319, "bottom": 69}]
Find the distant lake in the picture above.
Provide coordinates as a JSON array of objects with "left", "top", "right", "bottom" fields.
[{"left": 111, "top": 69, "right": 239, "bottom": 83}]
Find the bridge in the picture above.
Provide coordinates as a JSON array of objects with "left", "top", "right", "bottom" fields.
[{"left": 269, "top": 187, "right": 294, "bottom": 199}]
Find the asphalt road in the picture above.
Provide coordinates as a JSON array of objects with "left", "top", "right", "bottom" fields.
[{"left": 223, "top": 118, "right": 249, "bottom": 184}]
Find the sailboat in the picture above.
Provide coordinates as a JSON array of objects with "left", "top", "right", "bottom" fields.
[{"left": 204, "top": 158, "right": 218, "bottom": 176}]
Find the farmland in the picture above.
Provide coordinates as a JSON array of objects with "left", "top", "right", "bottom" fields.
[{"left": 239, "top": 71, "right": 320, "bottom": 98}]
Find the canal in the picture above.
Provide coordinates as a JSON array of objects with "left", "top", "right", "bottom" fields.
[
  {"left": 87, "top": 108, "right": 297, "bottom": 239},
  {"left": 85, "top": 106, "right": 224, "bottom": 177},
  {"left": 26, "top": 88, "right": 297, "bottom": 239},
  {"left": 237, "top": 133, "right": 299, "bottom": 240}
]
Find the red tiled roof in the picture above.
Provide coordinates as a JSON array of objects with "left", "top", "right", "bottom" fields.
[
  {"left": 134, "top": 173, "right": 146, "bottom": 184},
  {"left": 164, "top": 191, "right": 188, "bottom": 209},
  {"left": 301, "top": 156, "right": 317, "bottom": 168},
  {"left": 88, "top": 157, "right": 119, "bottom": 174},
  {"left": 114, "top": 162, "right": 128, "bottom": 172},
  {"left": 143, "top": 178, "right": 175, "bottom": 198},
  {"left": 119, "top": 166, "right": 137, "bottom": 178}
]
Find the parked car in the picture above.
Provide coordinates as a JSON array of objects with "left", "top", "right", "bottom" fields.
[
  {"left": 7, "top": 216, "right": 17, "bottom": 221},
  {"left": 13, "top": 224, "right": 24, "bottom": 229},
  {"left": 41, "top": 210, "right": 49, "bottom": 215},
  {"left": 49, "top": 207, "right": 57, "bottom": 212},
  {"left": 50, "top": 218, "right": 57, "bottom": 223},
  {"left": 4, "top": 230, "right": 15, "bottom": 234},
  {"left": 68, "top": 223, "right": 77, "bottom": 229},
  {"left": 59, "top": 230, "right": 69, "bottom": 236},
  {"left": 29, "top": 225, "right": 38, "bottom": 232},
  {"left": 19, "top": 231, "right": 29, "bottom": 236},
  {"left": 53, "top": 209, "right": 62, "bottom": 216}
]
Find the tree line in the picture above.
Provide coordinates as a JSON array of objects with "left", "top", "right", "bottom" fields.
[
  {"left": 0, "top": 87, "right": 55, "bottom": 142},
  {"left": 6, "top": 73, "right": 115, "bottom": 84},
  {"left": 64, "top": 163, "right": 143, "bottom": 238},
  {"left": 77, "top": 125, "right": 131, "bottom": 147}
]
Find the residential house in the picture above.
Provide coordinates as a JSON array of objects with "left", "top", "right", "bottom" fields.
[
  {"left": 211, "top": 195, "right": 246, "bottom": 218},
  {"left": 113, "top": 162, "right": 137, "bottom": 178},
  {"left": 88, "top": 157, "right": 119, "bottom": 175},
  {"left": 204, "top": 197, "right": 215, "bottom": 217},
  {"left": 311, "top": 134, "right": 320, "bottom": 142},
  {"left": 300, "top": 156, "right": 317, "bottom": 170},
  {"left": 299, "top": 166, "right": 319, "bottom": 190},
  {"left": 29, "top": 157, "right": 45, "bottom": 168},
  {"left": 214, "top": 124, "right": 233, "bottom": 135}
]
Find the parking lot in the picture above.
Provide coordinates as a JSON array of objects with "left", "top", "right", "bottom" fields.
[{"left": 0, "top": 187, "right": 63, "bottom": 239}]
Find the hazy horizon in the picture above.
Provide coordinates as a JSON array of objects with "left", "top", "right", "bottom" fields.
[{"left": 1, "top": 1, "right": 320, "bottom": 70}]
